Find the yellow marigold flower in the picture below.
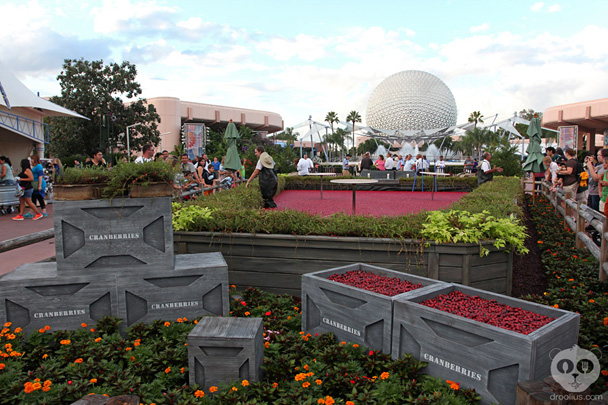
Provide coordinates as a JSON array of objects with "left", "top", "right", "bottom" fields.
[
  {"left": 380, "top": 372, "right": 389, "bottom": 380},
  {"left": 90, "top": 378, "right": 97, "bottom": 383},
  {"left": 315, "top": 379, "right": 322, "bottom": 385},
  {"left": 74, "top": 358, "right": 83, "bottom": 364},
  {"left": 164, "top": 367, "right": 171, "bottom": 374},
  {"left": 241, "top": 379, "right": 249, "bottom": 387},
  {"left": 164, "top": 322, "right": 171, "bottom": 327},
  {"left": 60, "top": 339, "right": 71, "bottom": 345},
  {"left": 302, "top": 382, "right": 311, "bottom": 388},
  {"left": 209, "top": 386, "right": 218, "bottom": 393},
  {"left": 194, "top": 390, "right": 204, "bottom": 398}
]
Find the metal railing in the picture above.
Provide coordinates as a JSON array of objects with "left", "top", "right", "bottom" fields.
[
  {"left": 0, "top": 110, "right": 49, "bottom": 143},
  {"left": 536, "top": 180, "right": 607, "bottom": 282}
]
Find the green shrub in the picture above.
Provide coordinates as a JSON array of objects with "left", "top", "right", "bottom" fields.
[
  {"left": 55, "top": 167, "right": 110, "bottom": 185},
  {"left": 103, "top": 161, "right": 178, "bottom": 198}
]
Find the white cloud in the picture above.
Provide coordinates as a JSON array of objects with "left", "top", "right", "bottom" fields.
[
  {"left": 256, "top": 34, "right": 329, "bottom": 62},
  {"left": 90, "top": 0, "right": 178, "bottom": 34},
  {"left": 547, "top": 4, "right": 562, "bottom": 12},
  {"left": 470, "top": 23, "right": 490, "bottom": 33},
  {"left": 405, "top": 29, "right": 416, "bottom": 37},
  {"left": 531, "top": 2, "right": 544, "bottom": 11}
]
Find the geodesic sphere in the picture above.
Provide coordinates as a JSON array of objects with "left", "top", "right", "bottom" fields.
[{"left": 366, "top": 70, "right": 457, "bottom": 131}]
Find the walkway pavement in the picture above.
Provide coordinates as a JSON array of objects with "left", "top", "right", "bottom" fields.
[{"left": 0, "top": 203, "right": 55, "bottom": 275}]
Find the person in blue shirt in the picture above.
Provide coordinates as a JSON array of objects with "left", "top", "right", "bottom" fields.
[
  {"left": 342, "top": 154, "right": 351, "bottom": 176},
  {"left": 211, "top": 157, "right": 221, "bottom": 171},
  {"left": 24, "top": 154, "right": 47, "bottom": 217}
]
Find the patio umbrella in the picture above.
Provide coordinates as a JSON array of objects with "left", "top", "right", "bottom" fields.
[
  {"left": 223, "top": 121, "right": 241, "bottom": 171},
  {"left": 522, "top": 116, "right": 544, "bottom": 173}
]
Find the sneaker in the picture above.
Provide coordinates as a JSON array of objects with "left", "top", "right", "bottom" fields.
[
  {"left": 12, "top": 215, "right": 24, "bottom": 221},
  {"left": 32, "top": 213, "right": 44, "bottom": 220},
  {"left": 23, "top": 212, "right": 34, "bottom": 218},
  {"left": 42, "top": 213, "right": 48, "bottom": 217}
]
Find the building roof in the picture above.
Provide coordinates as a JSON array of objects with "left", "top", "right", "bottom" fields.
[{"left": 542, "top": 98, "right": 608, "bottom": 133}]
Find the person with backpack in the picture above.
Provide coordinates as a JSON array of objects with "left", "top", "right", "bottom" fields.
[{"left": 556, "top": 148, "right": 579, "bottom": 200}]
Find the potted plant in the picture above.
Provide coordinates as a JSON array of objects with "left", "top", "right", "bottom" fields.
[
  {"left": 104, "top": 161, "right": 178, "bottom": 198},
  {"left": 53, "top": 167, "right": 110, "bottom": 200}
]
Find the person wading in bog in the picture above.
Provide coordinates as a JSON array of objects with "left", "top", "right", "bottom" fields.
[{"left": 246, "top": 146, "right": 278, "bottom": 208}]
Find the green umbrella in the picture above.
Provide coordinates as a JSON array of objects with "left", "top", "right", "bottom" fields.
[
  {"left": 522, "top": 116, "right": 545, "bottom": 173},
  {"left": 223, "top": 122, "right": 241, "bottom": 171}
]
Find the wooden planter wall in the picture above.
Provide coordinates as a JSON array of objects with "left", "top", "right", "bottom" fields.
[{"left": 174, "top": 232, "right": 513, "bottom": 296}]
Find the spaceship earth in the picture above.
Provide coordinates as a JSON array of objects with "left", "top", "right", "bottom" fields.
[{"left": 366, "top": 70, "right": 458, "bottom": 131}]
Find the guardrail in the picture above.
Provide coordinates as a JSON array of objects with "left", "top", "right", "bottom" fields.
[{"left": 538, "top": 180, "right": 607, "bottom": 282}]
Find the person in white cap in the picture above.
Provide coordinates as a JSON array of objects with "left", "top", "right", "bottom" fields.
[{"left": 246, "top": 146, "right": 278, "bottom": 208}]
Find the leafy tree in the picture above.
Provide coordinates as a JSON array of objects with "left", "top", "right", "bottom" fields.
[
  {"left": 515, "top": 108, "right": 555, "bottom": 140},
  {"left": 47, "top": 59, "right": 161, "bottom": 158},
  {"left": 273, "top": 127, "right": 299, "bottom": 144},
  {"left": 454, "top": 127, "right": 500, "bottom": 159},
  {"left": 346, "top": 110, "right": 361, "bottom": 156},
  {"left": 357, "top": 138, "right": 389, "bottom": 156},
  {"left": 468, "top": 111, "right": 484, "bottom": 129}
]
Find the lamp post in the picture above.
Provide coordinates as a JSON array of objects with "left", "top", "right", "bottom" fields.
[{"left": 126, "top": 123, "right": 142, "bottom": 158}]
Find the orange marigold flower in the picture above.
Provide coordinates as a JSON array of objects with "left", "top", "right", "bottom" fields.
[
  {"left": 177, "top": 318, "right": 184, "bottom": 323},
  {"left": 164, "top": 322, "right": 171, "bottom": 327},
  {"left": 194, "top": 390, "right": 204, "bottom": 398},
  {"left": 380, "top": 372, "right": 389, "bottom": 380},
  {"left": 14, "top": 327, "right": 22, "bottom": 334},
  {"left": 244, "top": 311, "right": 250, "bottom": 316},
  {"left": 231, "top": 387, "right": 238, "bottom": 392},
  {"left": 134, "top": 341, "right": 140, "bottom": 346},
  {"left": 74, "top": 358, "right": 83, "bottom": 364},
  {"left": 537, "top": 241, "right": 543, "bottom": 244},
  {"left": 42, "top": 386, "right": 50, "bottom": 392},
  {"left": 318, "top": 399, "right": 325, "bottom": 404},
  {"left": 90, "top": 329, "right": 95, "bottom": 333},
  {"left": 352, "top": 344, "right": 359, "bottom": 348},
  {"left": 42, "top": 354, "right": 48, "bottom": 359},
  {"left": 241, "top": 379, "right": 249, "bottom": 387},
  {"left": 43, "top": 380, "right": 51, "bottom": 387},
  {"left": 125, "top": 347, "right": 132, "bottom": 351},
  {"left": 32, "top": 382, "right": 42, "bottom": 390},
  {"left": 3, "top": 322, "right": 11, "bottom": 328},
  {"left": 81, "top": 323, "right": 88, "bottom": 328},
  {"left": 44, "top": 325, "right": 50, "bottom": 331},
  {"left": 346, "top": 402, "right": 355, "bottom": 405},
  {"left": 324, "top": 396, "right": 335, "bottom": 405},
  {"left": 447, "top": 380, "right": 460, "bottom": 390},
  {"left": 295, "top": 373, "right": 307, "bottom": 381},
  {"left": 90, "top": 378, "right": 97, "bottom": 383},
  {"left": 302, "top": 382, "right": 311, "bottom": 388},
  {"left": 264, "top": 341, "right": 270, "bottom": 348},
  {"left": 601, "top": 370, "right": 608, "bottom": 376},
  {"left": 39, "top": 328, "right": 45, "bottom": 333},
  {"left": 590, "top": 299, "right": 595, "bottom": 303},
  {"left": 95, "top": 337, "right": 102, "bottom": 343},
  {"left": 6, "top": 334, "right": 15, "bottom": 340},
  {"left": 603, "top": 317, "right": 608, "bottom": 326},
  {"left": 181, "top": 367, "right": 185, "bottom": 374},
  {"left": 315, "top": 379, "right": 322, "bottom": 385},
  {"left": 272, "top": 382, "right": 278, "bottom": 388},
  {"left": 0, "top": 363, "right": 4, "bottom": 370},
  {"left": 60, "top": 340, "right": 71, "bottom": 345},
  {"left": 164, "top": 367, "right": 171, "bottom": 374},
  {"left": 209, "top": 386, "right": 218, "bottom": 393}
]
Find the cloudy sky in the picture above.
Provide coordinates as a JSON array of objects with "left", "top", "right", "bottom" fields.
[{"left": 1, "top": 0, "right": 607, "bottom": 132}]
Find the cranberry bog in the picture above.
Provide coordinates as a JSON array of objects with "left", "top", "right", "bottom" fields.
[
  {"left": 302, "top": 263, "right": 447, "bottom": 354},
  {"left": 391, "top": 284, "right": 580, "bottom": 405}
]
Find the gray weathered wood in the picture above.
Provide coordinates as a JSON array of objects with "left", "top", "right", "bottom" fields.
[
  {"left": 302, "top": 263, "right": 447, "bottom": 353},
  {"left": 188, "top": 317, "right": 264, "bottom": 389},
  {"left": 54, "top": 197, "right": 174, "bottom": 275},
  {"left": 174, "top": 232, "right": 513, "bottom": 296},
  {"left": 117, "top": 253, "right": 229, "bottom": 329},
  {"left": 0, "top": 228, "right": 54, "bottom": 253},
  {"left": 0, "top": 263, "right": 118, "bottom": 334},
  {"left": 391, "top": 284, "right": 580, "bottom": 405}
]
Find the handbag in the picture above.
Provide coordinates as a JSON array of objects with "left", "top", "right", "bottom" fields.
[{"left": 15, "top": 183, "right": 24, "bottom": 198}]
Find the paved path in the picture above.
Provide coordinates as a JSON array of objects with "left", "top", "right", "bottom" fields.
[{"left": 0, "top": 203, "right": 55, "bottom": 275}]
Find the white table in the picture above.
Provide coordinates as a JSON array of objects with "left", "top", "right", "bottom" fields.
[
  {"left": 307, "top": 172, "right": 337, "bottom": 199},
  {"left": 420, "top": 172, "right": 451, "bottom": 200},
  {"left": 330, "top": 179, "right": 378, "bottom": 215}
]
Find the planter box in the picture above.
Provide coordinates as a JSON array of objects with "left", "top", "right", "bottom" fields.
[
  {"left": 130, "top": 182, "right": 173, "bottom": 198},
  {"left": 188, "top": 317, "right": 264, "bottom": 389},
  {"left": 174, "top": 232, "right": 512, "bottom": 296},
  {"left": 302, "top": 263, "right": 446, "bottom": 353},
  {"left": 0, "top": 263, "right": 117, "bottom": 334},
  {"left": 54, "top": 197, "right": 173, "bottom": 275},
  {"left": 117, "top": 253, "right": 229, "bottom": 328},
  {"left": 53, "top": 184, "right": 105, "bottom": 200},
  {"left": 360, "top": 169, "right": 394, "bottom": 180},
  {"left": 391, "top": 284, "right": 580, "bottom": 405}
]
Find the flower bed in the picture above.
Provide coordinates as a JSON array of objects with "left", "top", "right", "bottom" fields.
[
  {"left": 0, "top": 287, "right": 482, "bottom": 404},
  {"left": 327, "top": 270, "right": 422, "bottom": 296},
  {"left": 420, "top": 290, "right": 554, "bottom": 335}
]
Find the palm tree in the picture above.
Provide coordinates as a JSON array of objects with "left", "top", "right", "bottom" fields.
[
  {"left": 346, "top": 110, "right": 361, "bottom": 156},
  {"left": 325, "top": 111, "right": 339, "bottom": 134},
  {"left": 468, "top": 111, "right": 484, "bottom": 129}
]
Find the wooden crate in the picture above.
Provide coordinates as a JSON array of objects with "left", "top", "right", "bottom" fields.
[
  {"left": 391, "top": 284, "right": 580, "bottom": 405},
  {"left": 188, "top": 317, "right": 264, "bottom": 389},
  {"left": 117, "top": 253, "right": 229, "bottom": 328},
  {"left": 53, "top": 197, "right": 173, "bottom": 275},
  {"left": 0, "top": 263, "right": 117, "bottom": 334},
  {"left": 302, "top": 263, "right": 446, "bottom": 353}
]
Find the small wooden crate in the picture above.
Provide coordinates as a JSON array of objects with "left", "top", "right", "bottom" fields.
[
  {"left": 188, "top": 317, "right": 264, "bottom": 389},
  {"left": 0, "top": 263, "right": 117, "bottom": 334},
  {"left": 117, "top": 253, "right": 229, "bottom": 328},
  {"left": 391, "top": 284, "right": 580, "bottom": 405},
  {"left": 302, "top": 263, "right": 446, "bottom": 353},
  {"left": 53, "top": 197, "right": 173, "bottom": 275}
]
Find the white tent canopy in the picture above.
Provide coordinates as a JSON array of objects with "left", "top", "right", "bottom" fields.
[{"left": 0, "top": 61, "right": 87, "bottom": 119}]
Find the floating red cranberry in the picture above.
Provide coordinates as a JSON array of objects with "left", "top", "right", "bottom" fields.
[
  {"left": 327, "top": 270, "right": 422, "bottom": 297},
  {"left": 420, "top": 290, "right": 555, "bottom": 335}
]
